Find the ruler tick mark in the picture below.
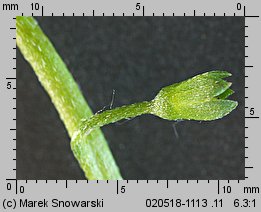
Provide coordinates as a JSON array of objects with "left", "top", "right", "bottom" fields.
[
  {"left": 245, "top": 15, "right": 260, "bottom": 18},
  {"left": 217, "top": 180, "right": 220, "bottom": 194},
  {"left": 116, "top": 180, "right": 119, "bottom": 194}
]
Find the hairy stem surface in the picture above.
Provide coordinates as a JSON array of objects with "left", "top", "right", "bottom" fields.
[{"left": 82, "top": 101, "right": 151, "bottom": 134}]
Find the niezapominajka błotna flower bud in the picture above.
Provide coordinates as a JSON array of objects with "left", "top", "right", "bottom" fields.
[{"left": 151, "top": 71, "right": 238, "bottom": 121}]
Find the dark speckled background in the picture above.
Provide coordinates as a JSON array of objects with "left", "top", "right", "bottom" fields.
[{"left": 17, "top": 17, "right": 245, "bottom": 180}]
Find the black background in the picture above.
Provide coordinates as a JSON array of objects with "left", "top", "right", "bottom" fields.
[{"left": 17, "top": 17, "right": 245, "bottom": 180}]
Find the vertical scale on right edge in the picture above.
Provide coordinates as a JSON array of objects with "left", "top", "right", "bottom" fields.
[{"left": 244, "top": 5, "right": 247, "bottom": 180}]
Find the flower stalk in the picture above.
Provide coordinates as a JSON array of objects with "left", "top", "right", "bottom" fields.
[{"left": 71, "top": 71, "right": 238, "bottom": 173}]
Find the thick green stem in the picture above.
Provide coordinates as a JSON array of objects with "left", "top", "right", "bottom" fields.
[{"left": 16, "top": 17, "right": 122, "bottom": 180}]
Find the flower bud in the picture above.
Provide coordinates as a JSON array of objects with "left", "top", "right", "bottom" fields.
[{"left": 151, "top": 71, "right": 238, "bottom": 121}]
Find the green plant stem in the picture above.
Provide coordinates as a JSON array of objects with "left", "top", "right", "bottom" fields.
[
  {"left": 16, "top": 16, "right": 122, "bottom": 180},
  {"left": 82, "top": 101, "right": 151, "bottom": 134}
]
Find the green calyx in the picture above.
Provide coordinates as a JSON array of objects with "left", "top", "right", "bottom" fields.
[{"left": 151, "top": 71, "right": 238, "bottom": 121}]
